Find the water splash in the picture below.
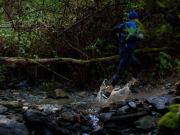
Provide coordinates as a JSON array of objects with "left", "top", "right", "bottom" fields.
[
  {"left": 89, "top": 114, "right": 101, "bottom": 131},
  {"left": 96, "top": 79, "right": 136, "bottom": 104},
  {"left": 82, "top": 114, "right": 101, "bottom": 135}
]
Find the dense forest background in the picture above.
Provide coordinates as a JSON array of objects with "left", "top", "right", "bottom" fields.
[{"left": 0, "top": 0, "right": 179, "bottom": 88}]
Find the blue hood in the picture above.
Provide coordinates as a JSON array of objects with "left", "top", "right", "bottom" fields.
[{"left": 128, "top": 11, "right": 138, "bottom": 19}]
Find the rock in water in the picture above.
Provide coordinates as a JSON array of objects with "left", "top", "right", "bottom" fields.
[
  {"left": 47, "top": 89, "right": 69, "bottom": 99},
  {"left": 118, "top": 105, "right": 130, "bottom": 113},
  {"left": 175, "top": 80, "right": 180, "bottom": 95},
  {"left": 146, "top": 95, "right": 174, "bottom": 111},
  {"left": 61, "top": 111, "right": 75, "bottom": 122},
  {"left": 23, "top": 109, "right": 46, "bottom": 126},
  {"left": 135, "top": 115, "right": 156, "bottom": 130},
  {"left": 99, "top": 112, "right": 113, "bottom": 122},
  {"left": 37, "top": 104, "right": 62, "bottom": 114},
  {"left": 0, "top": 115, "right": 29, "bottom": 135},
  {"left": 0, "top": 105, "right": 8, "bottom": 114},
  {"left": 128, "top": 101, "right": 137, "bottom": 109}
]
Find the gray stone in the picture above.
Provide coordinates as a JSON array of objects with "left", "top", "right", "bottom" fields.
[
  {"left": 135, "top": 115, "right": 156, "bottom": 130},
  {"left": 77, "top": 91, "right": 87, "bottom": 97},
  {"left": 146, "top": 95, "right": 174, "bottom": 110},
  {"left": 128, "top": 101, "right": 137, "bottom": 109},
  {"left": 174, "top": 96, "right": 180, "bottom": 103},
  {"left": 47, "top": 89, "right": 69, "bottom": 99},
  {"left": 0, "top": 105, "right": 8, "bottom": 114},
  {"left": 175, "top": 80, "right": 180, "bottom": 95},
  {"left": 37, "top": 104, "right": 63, "bottom": 114},
  {"left": 0, "top": 115, "right": 29, "bottom": 135},
  {"left": 165, "top": 83, "right": 172, "bottom": 89},
  {"left": 23, "top": 109, "right": 46, "bottom": 125},
  {"left": 0, "top": 101, "right": 21, "bottom": 109},
  {"left": 118, "top": 105, "right": 130, "bottom": 113},
  {"left": 61, "top": 111, "right": 75, "bottom": 122},
  {"left": 99, "top": 112, "right": 113, "bottom": 122}
]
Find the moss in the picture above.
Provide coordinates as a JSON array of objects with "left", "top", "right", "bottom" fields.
[
  {"left": 158, "top": 104, "right": 180, "bottom": 129},
  {"left": 169, "top": 104, "right": 180, "bottom": 112},
  {"left": 156, "top": 24, "right": 172, "bottom": 35}
]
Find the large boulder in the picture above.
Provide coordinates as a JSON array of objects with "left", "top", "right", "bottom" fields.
[
  {"left": 146, "top": 95, "right": 174, "bottom": 111},
  {"left": 23, "top": 109, "right": 46, "bottom": 126},
  {"left": 0, "top": 115, "right": 29, "bottom": 135},
  {"left": 175, "top": 80, "right": 180, "bottom": 95},
  {"left": 135, "top": 115, "right": 156, "bottom": 130}
]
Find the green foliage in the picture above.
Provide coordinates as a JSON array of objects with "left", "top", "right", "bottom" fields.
[
  {"left": 0, "top": 0, "right": 179, "bottom": 85},
  {"left": 159, "top": 104, "right": 180, "bottom": 129},
  {"left": 159, "top": 52, "right": 172, "bottom": 74},
  {"left": 156, "top": 0, "right": 177, "bottom": 9},
  {"left": 0, "top": 65, "right": 6, "bottom": 86},
  {"left": 156, "top": 24, "right": 173, "bottom": 39},
  {"left": 84, "top": 38, "right": 103, "bottom": 51},
  {"left": 175, "top": 59, "right": 180, "bottom": 73}
]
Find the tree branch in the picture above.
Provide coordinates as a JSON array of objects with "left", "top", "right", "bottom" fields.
[{"left": 0, "top": 47, "right": 172, "bottom": 67}]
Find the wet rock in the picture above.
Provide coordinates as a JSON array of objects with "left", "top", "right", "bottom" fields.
[
  {"left": 146, "top": 95, "right": 174, "bottom": 111},
  {"left": 99, "top": 112, "right": 113, "bottom": 122},
  {"left": 174, "top": 96, "right": 180, "bottom": 103},
  {"left": 13, "top": 114, "right": 24, "bottom": 123},
  {"left": 111, "top": 101, "right": 126, "bottom": 109},
  {"left": 0, "top": 115, "right": 29, "bottom": 135},
  {"left": 118, "top": 105, "right": 130, "bottom": 113},
  {"left": 106, "top": 128, "right": 122, "bottom": 135},
  {"left": 88, "top": 114, "right": 101, "bottom": 131},
  {"left": 128, "top": 101, "right": 137, "bottom": 109},
  {"left": 92, "top": 92, "right": 98, "bottom": 96},
  {"left": 165, "top": 83, "right": 172, "bottom": 89},
  {"left": 43, "top": 127, "right": 54, "bottom": 135},
  {"left": 0, "top": 100, "right": 21, "bottom": 109},
  {"left": 99, "top": 106, "right": 110, "bottom": 113},
  {"left": 23, "top": 109, "right": 46, "bottom": 126},
  {"left": 151, "top": 111, "right": 161, "bottom": 117},
  {"left": 81, "top": 125, "right": 92, "bottom": 133},
  {"left": 61, "top": 111, "right": 75, "bottom": 122},
  {"left": 77, "top": 91, "right": 87, "bottom": 97},
  {"left": 175, "top": 80, "right": 180, "bottom": 95},
  {"left": 90, "top": 129, "right": 106, "bottom": 135},
  {"left": 48, "top": 89, "right": 69, "bottom": 99},
  {"left": 0, "top": 105, "right": 8, "bottom": 114},
  {"left": 44, "top": 115, "right": 71, "bottom": 135},
  {"left": 120, "top": 128, "right": 134, "bottom": 135},
  {"left": 15, "top": 81, "right": 29, "bottom": 88},
  {"left": 135, "top": 115, "right": 156, "bottom": 130},
  {"left": 37, "top": 104, "right": 63, "bottom": 114}
]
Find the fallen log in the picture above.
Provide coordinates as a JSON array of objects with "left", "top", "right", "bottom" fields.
[
  {"left": 106, "top": 111, "right": 148, "bottom": 123},
  {"left": 0, "top": 47, "right": 172, "bottom": 66}
]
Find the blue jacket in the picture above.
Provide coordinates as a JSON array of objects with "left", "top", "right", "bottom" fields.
[{"left": 112, "top": 20, "right": 137, "bottom": 49}]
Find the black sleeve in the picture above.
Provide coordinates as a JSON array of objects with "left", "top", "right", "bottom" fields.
[{"left": 111, "top": 23, "right": 124, "bottom": 42}]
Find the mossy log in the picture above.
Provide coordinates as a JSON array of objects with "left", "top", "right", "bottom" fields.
[{"left": 0, "top": 47, "right": 172, "bottom": 67}]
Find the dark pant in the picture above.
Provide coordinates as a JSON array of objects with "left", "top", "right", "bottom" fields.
[{"left": 110, "top": 46, "right": 141, "bottom": 86}]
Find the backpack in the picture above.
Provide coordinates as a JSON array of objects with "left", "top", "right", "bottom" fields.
[{"left": 112, "top": 19, "right": 144, "bottom": 42}]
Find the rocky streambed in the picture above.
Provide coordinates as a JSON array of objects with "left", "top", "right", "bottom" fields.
[{"left": 0, "top": 79, "right": 179, "bottom": 135}]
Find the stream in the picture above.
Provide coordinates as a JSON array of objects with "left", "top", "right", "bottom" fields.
[{"left": 0, "top": 76, "right": 179, "bottom": 135}]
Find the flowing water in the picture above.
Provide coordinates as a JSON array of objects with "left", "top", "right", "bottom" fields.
[{"left": 0, "top": 76, "right": 177, "bottom": 135}]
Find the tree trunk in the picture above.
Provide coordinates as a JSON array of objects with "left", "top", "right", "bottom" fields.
[{"left": 0, "top": 47, "right": 172, "bottom": 67}]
